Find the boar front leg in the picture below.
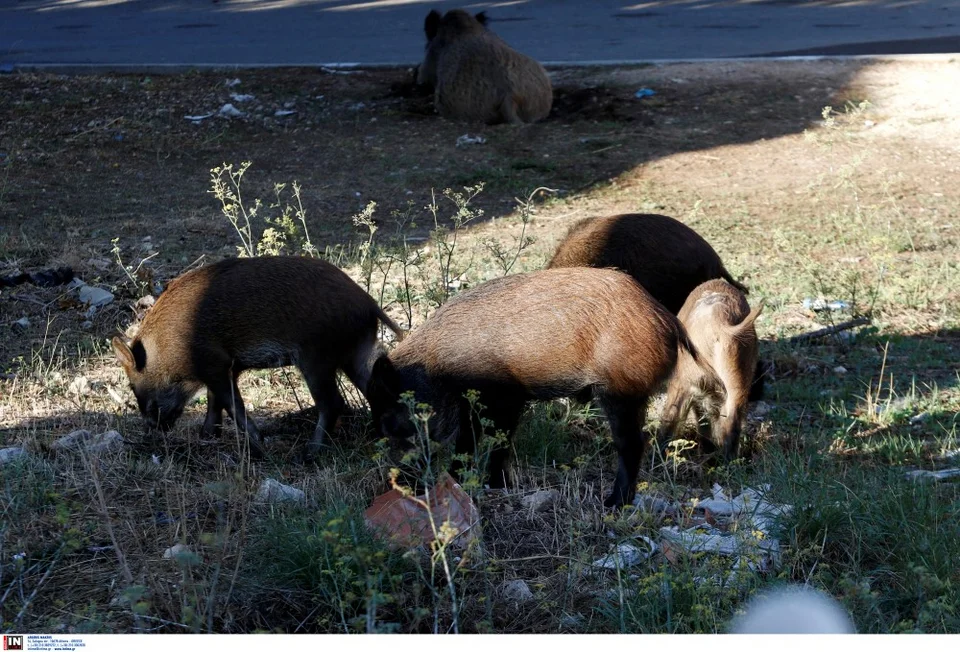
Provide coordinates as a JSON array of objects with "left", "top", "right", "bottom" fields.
[
  {"left": 300, "top": 359, "right": 346, "bottom": 460},
  {"left": 600, "top": 395, "right": 649, "bottom": 509},
  {"left": 209, "top": 374, "right": 264, "bottom": 459}
]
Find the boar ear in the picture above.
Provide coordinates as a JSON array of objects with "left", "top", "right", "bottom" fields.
[
  {"left": 424, "top": 9, "right": 441, "bottom": 40},
  {"left": 475, "top": 11, "right": 488, "bottom": 26},
  {"left": 112, "top": 336, "right": 136, "bottom": 373},
  {"left": 736, "top": 300, "right": 765, "bottom": 334}
]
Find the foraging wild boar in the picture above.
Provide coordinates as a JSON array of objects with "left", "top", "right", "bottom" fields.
[
  {"left": 658, "top": 279, "right": 763, "bottom": 460},
  {"left": 366, "top": 267, "right": 722, "bottom": 508},
  {"left": 112, "top": 257, "right": 404, "bottom": 459},
  {"left": 416, "top": 9, "right": 552, "bottom": 124},
  {"left": 547, "top": 213, "right": 749, "bottom": 315}
]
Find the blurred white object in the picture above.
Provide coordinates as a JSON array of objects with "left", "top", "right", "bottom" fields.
[{"left": 732, "top": 586, "right": 855, "bottom": 634}]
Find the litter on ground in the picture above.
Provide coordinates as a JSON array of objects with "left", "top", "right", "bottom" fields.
[{"left": 365, "top": 473, "right": 479, "bottom": 550}]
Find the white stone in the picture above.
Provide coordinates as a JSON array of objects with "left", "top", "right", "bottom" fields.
[
  {"left": 78, "top": 285, "right": 114, "bottom": 308},
  {"left": 255, "top": 478, "right": 305, "bottom": 504},
  {"left": 521, "top": 489, "right": 559, "bottom": 512},
  {"left": 501, "top": 579, "right": 534, "bottom": 603},
  {"left": 0, "top": 447, "right": 26, "bottom": 465}
]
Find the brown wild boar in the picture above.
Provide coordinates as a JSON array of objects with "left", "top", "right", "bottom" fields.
[
  {"left": 112, "top": 257, "right": 403, "bottom": 459},
  {"left": 366, "top": 267, "right": 722, "bottom": 508},
  {"left": 416, "top": 9, "right": 552, "bottom": 124},
  {"left": 658, "top": 279, "right": 763, "bottom": 460},
  {"left": 547, "top": 213, "right": 749, "bottom": 315}
]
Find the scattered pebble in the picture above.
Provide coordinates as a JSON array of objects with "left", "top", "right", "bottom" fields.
[
  {"left": 501, "top": 579, "right": 534, "bottom": 603},
  {"left": 255, "top": 478, "right": 305, "bottom": 504},
  {"left": 78, "top": 285, "right": 115, "bottom": 308},
  {"left": 521, "top": 489, "right": 559, "bottom": 512},
  {"left": 14, "top": 317, "right": 30, "bottom": 329},
  {"left": 52, "top": 429, "right": 124, "bottom": 454},
  {"left": 163, "top": 543, "right": 192, "bottom": 560},
  {"left": 229, "top": 93, "right": 255, "bottom": 103},
  {"left": 68, "top": 376, "right": 91, "bottom": 395},
  {"left": 833, "top": 366, "right": 847, "bottom": 375},
  {"left": 274, "top": 109, "right": 297, "bottom": 117},
  {"left": 0, "top": 447, "right": 26, "bottom": 465}
]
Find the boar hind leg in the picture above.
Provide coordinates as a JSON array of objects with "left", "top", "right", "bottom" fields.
[
  {"left": 300, "top": 360, "right": 345, "bottom": 460},
  {"left": 600, "top": 395, "right": 649, "bottom": 509},
  {"left": 210, "top": 374, "right": 264, "bottom": 459},
  {"left": 497, "top": 96, "right": 523, "bottom": 126}
]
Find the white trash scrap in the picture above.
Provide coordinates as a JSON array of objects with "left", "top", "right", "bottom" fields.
[{"left": 591, "top": 484, "right": 792, "bottom": 581}]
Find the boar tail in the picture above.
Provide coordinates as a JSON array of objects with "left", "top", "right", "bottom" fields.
[
  {"left": 721, "top": 267, "right": 750, "bottom": 295},
  {"left": 375, "top": 306, "right": 406, "bottom": 342}
]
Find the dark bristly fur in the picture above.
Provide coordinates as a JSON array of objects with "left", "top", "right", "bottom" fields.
[
  {"left": 112, "top": 256, "right": 403, "bottom": 459},
  {"left": 416, "top": 8, "right": 552, "bottom": 124},
  {"left": 547, "top": 213, "right": 749, "bottom": 315},
  {"left": 658, "top": 279, "right": 763, "bottom": 460},
  {"left": 366, "top": 267, "right": 722, "bottom": 509}
]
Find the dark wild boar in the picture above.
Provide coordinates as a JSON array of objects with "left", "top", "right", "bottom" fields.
[
  {"left": 658, "top": 279, "right": 763, "bottom": 460},
  {"left": 366, "top": 267, "right": 722, "bottom": 508},
  {"left": 417, "top": 9, "right": 552, "bottom": 124},
  {"left": 547, "top": 213, "right": 749, "bottom": 315},
  {"left": 112, "top": 257, "right": 403, "bottom": 459}
]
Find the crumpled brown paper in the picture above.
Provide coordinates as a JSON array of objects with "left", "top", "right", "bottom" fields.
[{"left": 364, "top": 473, "right": 480, "bottom": 550}]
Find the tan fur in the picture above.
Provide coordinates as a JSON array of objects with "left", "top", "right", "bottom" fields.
[
  {"left": 547, "top": 213, "right": 749, "bottom": 315},
  {"left": 417, "top": 9, "right": 552, "bottom": 124},
  {"left": 658, "top": 279, "right": 763, "bottom": 460},
  {"left": 367, "top": 267, "right": 721, "bottom": 508},
  {"left": 112, "top": 256, "right": 403, "bottom": 459}
]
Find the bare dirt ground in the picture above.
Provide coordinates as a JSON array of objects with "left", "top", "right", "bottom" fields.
[{"left": 1, "top": 59, "right": 959, "bottom": 633}]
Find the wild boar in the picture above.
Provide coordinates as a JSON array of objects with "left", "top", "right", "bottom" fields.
[
  {"left": 657, "top": 279, "right": 763, "bottom": 460},
  {"left": 112, "top": 256, "right": 404, "bottom": 459},
  {"left": 547, "top": 213, "right": 749, "bottom": 315},
  {"left": 366, "top": 267, "right": 722, "bottom": 508},
  {"left": 416, "top": 9, "right": 552, "bottom": 124}
]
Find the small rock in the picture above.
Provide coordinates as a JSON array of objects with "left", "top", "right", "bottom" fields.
[
  {"left": 78, "top": 285, "right": 115, "bottom": 308},
  {"left": 559, "top": 614, "right": 583, "bottom": 629},
  {"left": 229, "top": 93, "right": 255, "bottom": 103},
  {"left": 53, "top": 429, "right": 93, "bottom": 450},
  {"left": 255, "top": 478, "right": 305, "bottom": 504},
  {"left": 501, "top": 579, "right": 534, "bottom": 603},
  {"left": 274, "top": 109, "right": 297, "bottom": 117},
  {"left": 163, "top": 543, "right": 192, "bottom": 559},
  {"left": 455, "top": 134, "right": 486, "bottom": 148},
  {"left": 81, "top": 321, "right": 93, "bottom": 330},
  {"left": 68, "top": 376, "right": 91, "bottom": 395},
  {"left": 833, "top": 366, "right": 847, "bottom": 375},
  {"left": 751, "top": 401, "right": 772, "bottom": 418},
  {"left": 909, "top": 412, "right": 929, "bottom": 425},
  {"left": 0, "top": 447, "right": 26, "bottom": 465},
  {"left": 87, "top": 430, "right": 123, "bottom": 454},
  {"left": 225, "top": 78, "right": 241, "bottom": 87},
  {"left": 14, "top": 317, "right": 30, "bottom": 329},
  {"left": 53, "top": 429, "right": 123, "bottom": 454},
  {"left": 521, "top": 489, "right": 559, "bottom": 512}
]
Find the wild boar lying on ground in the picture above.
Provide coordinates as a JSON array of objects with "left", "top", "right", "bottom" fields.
[
  {"left": 112, "top": 256, "right": 404, "bottom": 459},
  {"left": 547, "top": 213, "right": 749, "bottom": 315},
  {"left": 366, "top": 267, "right": 722, "bottom": 508},
  {"left": 658, "top": 279, "right": 763, "bottom": 460},
  {"left": 416, "top": 9, "right": 552, "bottom": 124}
]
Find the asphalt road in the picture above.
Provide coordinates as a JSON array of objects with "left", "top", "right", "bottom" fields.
[{"left": 2, "top": 0, "right": 960, "bottom": 68}]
